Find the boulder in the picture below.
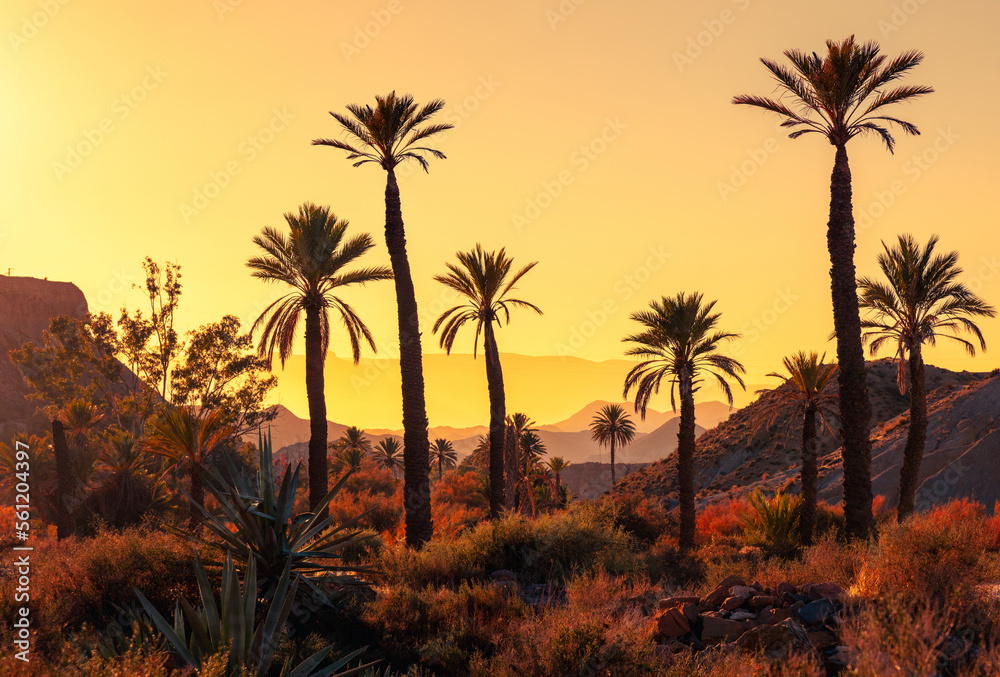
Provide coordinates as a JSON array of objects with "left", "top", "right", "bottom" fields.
[
  {"left": 730, "top": 585, "right": 757, "bottom": 598},
  {"left": 658, "top": 594, "right": 701, "bottom": 610},
  {"left": 808, "top": 581, "right": 847, "bottom": 604},
  {"left": 797, "top": 598, "right": 836, "bottom": 626},
  {"left": 680, "top": 603, "right": 700, "bottom": 627},
  {"left": 757, "top": 607, "right": 796, "bottom": 625},
  {"left": 775, "top": 582, "right": 796, "bottom": 597},
  {"left": 749, "top": 595, "right": 777, "bottom": 609},
  {"left": 808, "top": 629, "right": 838, "bottom": 648},
  {"left": 729, "top": 610, "right": 756, "bottom": 621},
  {"left": 701, "top": 616, "right": 748, "bottom": 643},
  {"left": 655, "top": 607, "right": 691, "bottom": 639},
  {"left": 736, "top": 618, "right": 811, "bottom": 659},
  {"left": 721, "top": 595, "right": 748, "bottom": 611}
]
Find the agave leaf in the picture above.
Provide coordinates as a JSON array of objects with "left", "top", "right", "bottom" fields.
[{"left": 134, "top": 589, "right": 199, "bottom": 668}]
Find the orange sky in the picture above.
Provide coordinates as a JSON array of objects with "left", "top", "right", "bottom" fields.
[{"left": 3, "top": 0, "right": 999, "bottom": 428}]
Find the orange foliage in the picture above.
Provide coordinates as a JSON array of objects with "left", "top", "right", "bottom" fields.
[{"left": 696, "top": 497, "right": 750, "bottom": 544}]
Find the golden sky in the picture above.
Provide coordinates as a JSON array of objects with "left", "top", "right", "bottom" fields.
[{"left": 4, "top": 0, "right": 999, "bottom": 428}]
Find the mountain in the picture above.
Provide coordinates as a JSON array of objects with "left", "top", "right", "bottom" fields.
[
  {"left": 0, "top": 275, "right": 90, "bottom": 437},
  {"left": 560, "top": 462, "right": 652, "bottom": 500},
  {"left": 539, "top": 399, "right": 733, "bottom": 435},
  {"left": 612, "top": 418, "right": 707, "bottom": 464},
  {"left": 614, "top": 359, "right": 989, "bottom": 507}
]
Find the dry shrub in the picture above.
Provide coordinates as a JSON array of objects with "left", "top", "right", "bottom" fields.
[
  {"left": 0, "top": 643, "right": 177, "bottom": 676},
  {"left": 327, "top": 483, "right": 403, "bottom": 535},
  {"left": 594, "top": 490, "right": 675, "bottom": 545},
  {"left": 697, "top": 497, "right": 750, "bottom": 544},
  {"left": 854, "top": 499, "right": 1000, "bottom": 604}
]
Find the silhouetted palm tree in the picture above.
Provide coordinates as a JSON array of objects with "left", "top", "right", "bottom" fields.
[
  {"left": 589, "top": 404, "right": 636, "bottom": 487},
  {"left": 330, "top": 426, "right": 372, "bottom": 474},
  {"left": 547, "top": 456, "right": 570, "bottom": 508},
  {"left": 859, "top": 234, "right": 996, "bottom": 520},
  {"left": 144, "top": 407, "right": 232, "bottom": 528},
  {"left": 314, "top": 92, "right": 453, "bottom": 547},
  {"left": 432, "top": 245, "right": 541, "bottom": 519},
  {"left": 373, "top": 437, "right": 404, "bottom": 477},
  {"left": 429, "top": 438, "right": 458, "bottom": 480},
  {"left": 247, "top": 203, "right": 391, "bottom": 512},
  {"left": 748, "top": 352, "right": 839, "bottom": 545},
  {"left": 623, "top": 293, "right": 745, "bottom": 550},
  {"left": 503, "top": 413, "right": 536, "bottom": 511},
  {"left": 734, "top": 36, "right": 932, "bottom": 539}
]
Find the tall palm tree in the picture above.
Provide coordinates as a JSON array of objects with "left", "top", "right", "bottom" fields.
[
  {"left": 623, "top": 293, "right": 745, "bottom": 550},
  {"left": 733, "top": 36, "right": 933, "bottom": 539},
  {"left": 429, "top": 438, "right": 458, "bottom": 480},
  {"left": 547, "top": 456, "right": 570, "bottom": 508},
  {"left": 432, "top": 245, "right": 541, "bottom": 519},
  {"left": 858, "top": 234, "right": 996, "bottom": 520},
  {"left": 748, "top": 352, "right": 839, "bottom": 545},
  {"left": 503, "top": 413, "right": 537, "bottom": 511},
  {"left": 589, "top": 404, "right": 637, "bottom": 487},
  {"left": 247, "top": 203, "right": 392, "bottom": 512},
  {"left": 144, "top": 407, "right": 232, "bottom": 528},
  {"left": 314, "top": 92, "right": 453, "bottom": 547},
  {"left": 373, "top": 437, "right": 404, "bottom": 477}
]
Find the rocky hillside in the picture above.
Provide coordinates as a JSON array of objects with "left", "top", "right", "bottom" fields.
[
  {"left": 613, "top": 359, "right": 988, "bottom": 507},
  {"left": 0, "top": 275, "right": 89, "bottom": 437}
]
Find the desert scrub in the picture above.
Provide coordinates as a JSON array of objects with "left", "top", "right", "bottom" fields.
[{"left": 378, "top": 509, "right": 640, "bottom": 588}]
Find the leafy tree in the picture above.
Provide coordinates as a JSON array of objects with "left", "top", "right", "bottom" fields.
[
  {"left": 734, "top": 36, "right": 932, "bottom": 538},
  {"left": 432, "top": 244, "right": 541, "bottom": 519},
  {"left": 429, "top": 438, "right": 457, "bottom": 480},
  {"left": 623, "top": 292, "right": 745, "bottom": 550},
  {"left": 314, "top": 92, "right": 453, "bottom": 547},
  {"left": 247, "top": 203, "right": 391, "bottom": 513},
  {"left": 858, "top": 234, "right": 996, "bottom": 520},
  {"left": 589, "top": 404, "right": 636, "bottom": 487},
  {"left": 748, "top": 351, "right": 838, "bottom": 544}
]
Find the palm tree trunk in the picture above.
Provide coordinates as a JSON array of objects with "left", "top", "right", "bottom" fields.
[
  {"left": 610, "top": 438, "right": 617, "bottom": 486},
  {"left": 52, "top": 419, "right": 73, "bottom": 540},
  {"left": 189, "top": 465, "right": 204, "bottom": 530},
  {"left": 555, "top": 473, "right": 562, "bottom": 507},
  {"left": 677, "top": 376, "right": 697, "bottom": 550},
  {"left": 504, "top": 422, "right": 518, "bottom": 510},
  {"left": 483, "top": 322, "right": 506, "bottom": 519},
  {"left": 304, "top": 305, "right": 328, "bottom": 513},
  {"left": 438, "top": 456, "right": 443, "bottom": 481},
  {"left": 800, "top": 405, "right": 818, "bottom": 546},
  {"left": 827, "top": 144, "right": 874, "bottom": 540},
  {"left": 897, "top": 345, "right": 927, "bottom": 521},
  {"left": 384, "top": 169, "right": 433, "bottom": 547}
]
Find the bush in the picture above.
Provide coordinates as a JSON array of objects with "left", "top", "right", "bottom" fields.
[
  {"left": 592, "top": 490, "right": 675, "bottom": 545},
  {"left": 740, "top": 490, "right": 802, "bottom": 558},
  {"left": 696, "top": 497, "right": 750, "bottom": 544}
]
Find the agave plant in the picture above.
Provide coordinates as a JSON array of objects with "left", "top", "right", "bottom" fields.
[
  {"left": 186, "top": 433, "right": 375, "bottom": 602},
  {"left": 135, "top": 554, "right": 375, "bottom": 676},
  {"left": 741, "top": 490, "right": 803, "bottom": 558}
]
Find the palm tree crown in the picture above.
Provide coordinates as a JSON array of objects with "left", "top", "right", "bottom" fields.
[
  {"left": 623, "top": 293, "right": 746, "bottom": 416},
  {"left": 312, "top": 91, "right": 454, "bottom": 172},
  {"left": 733, "top": 35, "right": 933, "bottom": 151},
  {"left": 429, "top": 438, "right": 457, "bottom": 478},
  {"left": 373, "top": 437, "right": 404, "bottom": 476},
  {"left": 247, "top": 203, "right": 393, "bottom": 366},
  {"left": 748, "top": 352, "right": 839, "bottom": 434},
  {"left": 590, "top": 404, "right": 637, "bottom": 453},
  {"left": 859, "top": 233, "right": 996, "bottom": 390}
]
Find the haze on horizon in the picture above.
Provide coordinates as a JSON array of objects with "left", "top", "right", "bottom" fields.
[{"left": 3, "top": 0, "right": 999, "bottom": 429}]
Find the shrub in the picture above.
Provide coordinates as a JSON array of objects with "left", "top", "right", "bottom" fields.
[
  {"left": 696, "top": 497, "right": 750, "bottom": 544},
  {"left": 741, "top": 490, "right": 802, "bottom": 558},
  {"left": 592, "top": 490, "right": 675, "bottom": 545}
]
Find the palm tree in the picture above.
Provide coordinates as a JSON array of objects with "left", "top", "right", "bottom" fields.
[
  {"left": 547, "top": 456, "right": 570, "bottom": 508},
  {"left": 623, "top": 293, "right": 745, "bottom": 550},
  {"left": 748, "top": 352, "right": 839, "bottom": 545},
  {"left": 589, "top": 404, "right": 637, "bottom": 487},
  {"left": 247, "top": 203, "right": 392, "bottom": 512},
  {"left": 373, "top": 437, "right": 404, "bottom": 477},
  {"left": 429, "top": 438, "right": 458, "bottom": 480},
  {"left": 332, "top": 426, "right": 372, "bottom": 455},
  {"left": 432, "top": 245, "right": 541, "bottom": 519},
  {"left": 858, "top": 234, "right": 996, "bottom": 520},
  {"left": 144, "top": 407, "right": 232, "bottom": 528},
  {"left": 504, "top": 413, "right": 536, "bottom": 511},
  {"left": 314, "top": 93, "right": 452, "bottom": 547},
  {"left": 733, "top": 36, "right": 933, "bottom": 539}
]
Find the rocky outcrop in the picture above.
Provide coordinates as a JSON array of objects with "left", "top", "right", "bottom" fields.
[{"left": 0, "top": 276, "right": 89, "bottom": 437}]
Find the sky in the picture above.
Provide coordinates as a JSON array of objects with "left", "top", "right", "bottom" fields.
[{"left": 3, "top": 0, "right": 999, "bottom": 428}]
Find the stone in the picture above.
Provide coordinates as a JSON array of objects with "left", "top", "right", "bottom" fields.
[
  {"left": 729, "top": 610, "right": 756, "bottom": 621},
  {"left": 721, "top": 595, "right": 748, "bottom": 611},
  {"left": 717, "top": 574, "right": 747, "bottom": 589},
  {"left": 491, "top": 579, "right": 517, "bottom": 594},
  {"left": 749, "top": 595, "right": 777, "bottom": 609},
  {"left": 797, "top": 598, "right": 836, "bottom": 626},
  {"left": 658, "top": 594, "right": 701, "bottom": 610},
  {"left": 808, "top": 630, "right": 837, "bottom": 648},
  {"left": 775, "top": 582, "right": 796, "bottom": 597},
  {"left": 701, "top": 616, "right": 749, "bottom": 643},
  {"left": 655, "top": 607, "right": 691, "bottom": 638},
  {"left": 730, "top": 585, "right": 757, "bottom": 598},
  {"left": 751, "top": 581, "right": 764, "bottom": 592},
  {"left": 757, "top": 607, "right": 795, "bottom": 625},
  {"left": 701, "top": 586, "right": 730, "bottom": 608},
  {"left": 680, "top": 603, "right": 700, "bottom": 627},
  {"left": 736, "top": 618, "right": 811, "bottom": 658},
  {"left": 826, "top": 646, "right": 854, "bottom": 670},
  {"left": 808, "top": 581, "right": 847, "bottom": 604},
  {"left": 491, "top": 569, "right": 516, "bottom": 582}
]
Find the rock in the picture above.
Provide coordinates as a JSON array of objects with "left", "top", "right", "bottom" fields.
[
  {"left": 808, "top": 630, "right": 837, "bottom": 648},
  {"left": 721, "top": 595, "right": 748, "bottom": 611},
  {"left": 729, "top": 610, "right": 756, "bottom": 621},
  {"left": 717, "top": 574, "right": 747, "bottom": 589},
  {"left": 655, "top": 607, "right": 691, "bottom": 638},
  {"left": 751, "top": 581, "right": 764, "bottom": 592},
  {"left": 491, "top": 579, "right": 518, "bottom": 594},
  {"left": 757, "top": 607, "right": 795, "bottom": 625},
  {"left": 826, "top": 646, "right": 854, "bottom": 670},
  {"left": 736, "top": 618, "right": 811, "bottom": 659},
  {"left": 749, "top": 595, "right": 777, "bottom": 609},
  {"left": 701, "top": 586, "right": 730, "bottom": 608},
  {"left": 680, "top": 603, "right": 700, "bottom": 627},
  {"left": 491, "top": 569, "right": 516, "bottom": 582},
  {"left": 658, "top": 594, "right": 701, "bottom": 610},
  {"left": 808, "top": 581, "right": 847, "bottom": 604},
  {"left": 730, "top": 585, "right": 757, "bottom": 598},
  {"left": 701, "top": 616, "right": 748, "bottom": 644},
  {"left": 797, "top": 598, "right": 836, "bottom": 626},
  {"left": 775, "top": 582, "right": 796, "bottom": 597}
]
